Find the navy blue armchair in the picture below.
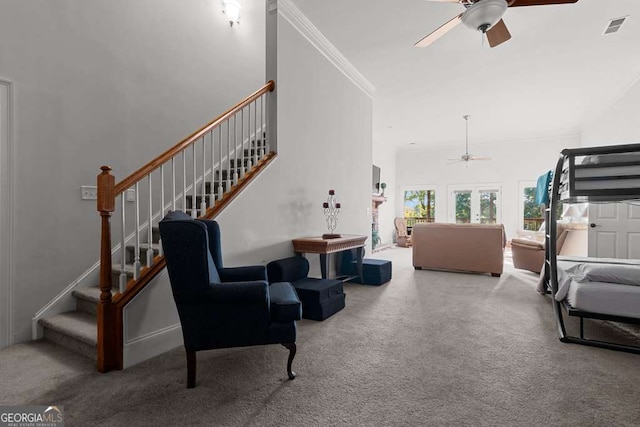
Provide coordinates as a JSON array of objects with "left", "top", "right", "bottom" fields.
[{"left": 159, "top": 211, "right": 301, "bottom": 388}]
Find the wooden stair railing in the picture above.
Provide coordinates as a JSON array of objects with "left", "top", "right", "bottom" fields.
[{"left": 96, "top": 81, "right": 275, "bottom": 372}]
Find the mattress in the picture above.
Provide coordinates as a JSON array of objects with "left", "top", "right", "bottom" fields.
[
  {"left": 555, "top": 257, "right": 640, "bottom": 319},
  {"left": 566, "top": 279, "right": 640, "bottom": 319}
]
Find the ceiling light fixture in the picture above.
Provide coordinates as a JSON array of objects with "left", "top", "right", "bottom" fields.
[
  {"left": 461, "top": 0, "right": 508, "bottom": 33},
  {"left": 222, "top": 0, "right": 241, "bottom": 27}
]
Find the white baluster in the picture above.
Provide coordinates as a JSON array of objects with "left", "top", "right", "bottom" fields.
[
  {"left": 171, "top": 157, "right": 176, "bottom": 212},
  {"left": 191, "top": 144, "right": 197, "bottom": 218},
  {"left": 201, "top": 136, "right": 207, "bottom": 216},
  {"left": 233, "top": 114, "right": 239, "bottom": 186},
  {"left": 210, "top": 130, "right": 216, "bottom": 207},
  {"left": 119, "top": 195, "right": 127, "bottom": 293},
  {"left": 147, "top": 174, "right": 154, "bottom": 267},
  {"left": 226, "top": 119, "right": 231, "bottom": 191},
  {"left": 134, "top": 182, "right": 141, "bottom": 280},
  {"left": 240, "top": 108, "right": 246, "bottom": 178},
  {"left": 217, "top": 126, "right": 224, "bottom": 200},
  {"left": 261, "top": 95, "right": 266, "bottom": 157},
  {"left": 159, "top": 164, "right": 165, "bottom": 257},
  {"left": 247, "top": 103, "right": 253, "bottom": 170},
  {"left": 182, "top": 150, "right": 187, "bottom": 213},
  {"left": 253, "top": 100, "right": 258, "bottom": 165}
]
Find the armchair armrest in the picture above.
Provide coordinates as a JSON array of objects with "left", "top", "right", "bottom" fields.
[
  {"left": 219, "top": 265, "right": 267, "bottom": 282},
  {"left": 266, "top": 256, "right": 309, "bottom": 284}
]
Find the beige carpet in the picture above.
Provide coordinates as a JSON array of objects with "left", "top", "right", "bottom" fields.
[{"left": 2, "top": 247, "right": 640, "bottom": 426}]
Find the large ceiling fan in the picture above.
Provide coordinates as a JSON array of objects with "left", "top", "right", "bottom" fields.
[
  {"left": 448, "top": 115, "right": 491, "bottom": 165},
  {"left": 415, "top": 0, "right": 579, "bottom": 48}
]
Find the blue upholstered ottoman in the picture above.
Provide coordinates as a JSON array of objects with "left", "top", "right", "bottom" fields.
[
  {"left": 291, "top": 278, "right": 345, "bottom": 321},
  {"left": 340, "top": 250, "right": 392, "bottom": 286},
  {"left": 359, "top": 258, "right": 392, "bottom": 286},
  {"left": 267, "top": 256, "right": 346, "bottom": 321}
]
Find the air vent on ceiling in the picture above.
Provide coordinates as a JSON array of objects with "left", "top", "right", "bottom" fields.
[{"left": 604, "top": 16, "right": 628, "bottom": 35}]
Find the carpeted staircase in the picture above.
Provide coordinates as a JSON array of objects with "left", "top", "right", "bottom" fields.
[{"left": 38, "top": 139, "right": 267, "bottom": 361}]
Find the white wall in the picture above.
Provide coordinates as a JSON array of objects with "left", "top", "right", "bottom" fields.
[
  {"left": 216, "top": 9, "right": 373, "bottom": 277},
  {"left": 581, "top": 76, "right": 640, "bottom": 147},
  {"left": 395, "top": 135, "right": 581, "bottom": 240},
  {"left": 0, "top": 0, "right": 266, "bottom": 343},
  {"left": 373, "top": 138, "right": 396, "bottom": 247}
]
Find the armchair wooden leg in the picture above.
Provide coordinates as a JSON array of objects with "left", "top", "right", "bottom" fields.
[
  {"left": 186, "top": 349, "right": 196, "bottom": 389},
  {"left": 282, "top": 343, "right": 296, "bottom": 380}
]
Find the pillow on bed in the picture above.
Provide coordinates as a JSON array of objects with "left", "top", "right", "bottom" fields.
[{"left": 569, "top": 264, "right": 640, "bottom": 286}]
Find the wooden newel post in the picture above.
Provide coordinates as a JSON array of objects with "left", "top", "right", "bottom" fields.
[{"left": 97, "top": 166, "right": 116, "bottom": 373}]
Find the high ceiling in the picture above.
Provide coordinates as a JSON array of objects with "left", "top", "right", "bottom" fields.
[{"left": 289, "top": 0, "right": 640, "bottom": 152}]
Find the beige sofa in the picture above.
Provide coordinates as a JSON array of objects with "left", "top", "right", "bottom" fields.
[{"left": 412, "top": 223, "right": 506, "bottom": 277}]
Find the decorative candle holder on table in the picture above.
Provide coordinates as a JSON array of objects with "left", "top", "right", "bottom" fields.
[{"left": 322, "top": 189, "right": 341, "bottom": 239}]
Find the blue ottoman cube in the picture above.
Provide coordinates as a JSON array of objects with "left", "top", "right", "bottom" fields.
[
  {"left": 360, "top": 258, "right": 392, "bottom": 286},
  {"left": 340, "top": 250, "right": 392, "bottom": 286},
  {"left": 290, "top": 277, "right": 345, "bottom": 321},
  {"left": 267, "top": 256, "right": 346, "bottom": 321}
]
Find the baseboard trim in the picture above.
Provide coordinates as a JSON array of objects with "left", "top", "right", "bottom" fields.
[{"left": 122, "top": 323, "right": 183, "bottom": 369}]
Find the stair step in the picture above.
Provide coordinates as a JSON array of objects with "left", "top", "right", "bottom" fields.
[
  {"left": 125, "top": 243, "right": 160, "bottom": 265},
  {"left": 229, "top": 157, "right": 252, "bottom": 168},
  {"left": 215, "top": 169, "right": 244, "bottom": 180},
  {"left": 72, "top": 287, "right": 107, "bottom": 317},
  {"left": 243, "top": 148, "right": 263, "bottom": 158},
  {"left": 251, "top": 138, "right": 267, "bottom": 148},
  {"left": 40, "top": 312, "right": 97, "bottom": 360},
  {"left": 201, "top": 181, "right": 230, "bottom": 195},
  {"left": 112, "top": 263, "right": 136, "bottom": 285},
  {"left": 184, "top": 194, "right": 221, "bottom": 210}
]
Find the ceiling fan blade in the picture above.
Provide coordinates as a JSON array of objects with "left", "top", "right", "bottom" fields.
[
  {"left": 414, "top": 13, "right": 463, "bottom": 48},
  {"left": 424, "top": 0, "right": 463, "bottom": 2},
  {"left": 509, "top": 0, "right": 578, "bottom": 7},
  {"left": 469, "top": 156, "right": 492, "bottom": 161},
  {"left": 486, "top": 19, "right": 511, "bottom": 48}
]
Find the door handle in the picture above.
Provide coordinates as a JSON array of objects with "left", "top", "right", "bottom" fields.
[{"left": 589, "top": 223, "right": 598, "bottom": 228}]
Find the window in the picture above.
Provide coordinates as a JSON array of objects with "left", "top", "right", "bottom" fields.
[
  {"left": 522, "top": 186, "right": 542, "bottom": 231},
  {"left": 404, "top": 190, "right": 435, "bottom": 227}
]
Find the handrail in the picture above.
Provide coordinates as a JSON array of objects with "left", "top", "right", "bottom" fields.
[
  {"left": 114, "top": 80, "right": 275, "bottom": 195},
  {"left": 96, "top": 81, "right": 276, "bottom": 372}
]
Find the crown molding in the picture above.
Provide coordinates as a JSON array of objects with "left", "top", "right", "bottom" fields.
[{"left": 277, "top": 0, "right": 376, "bottom": 98}]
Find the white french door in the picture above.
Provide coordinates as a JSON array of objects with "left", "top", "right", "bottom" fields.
[{"left": 448, "top": 184, "right": 502, "bottom": 224}]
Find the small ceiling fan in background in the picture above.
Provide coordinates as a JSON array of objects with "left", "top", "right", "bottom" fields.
[
  {"left": 448, "top": 115, "right": 491, "bottom": 165},
  {"left": 415, "top": 0, "right": 580, "bottom": 48}
]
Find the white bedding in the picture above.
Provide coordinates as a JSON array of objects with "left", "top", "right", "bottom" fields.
[{"left": 553, "top": 257, "right": 640, "bottom": 319}]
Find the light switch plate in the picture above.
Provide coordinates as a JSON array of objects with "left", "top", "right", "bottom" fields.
[{"left": 81, "top": 185, "right": 98, "bottom": 200}]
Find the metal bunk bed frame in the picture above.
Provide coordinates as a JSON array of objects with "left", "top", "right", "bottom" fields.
[{"left": 545, "top": 143, "right": 640, "bottom": 354}]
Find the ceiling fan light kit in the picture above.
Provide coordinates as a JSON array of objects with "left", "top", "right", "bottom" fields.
[
  {"left": 416, "top": 0, "right": 580, "bottom": 48},
  {"left": 461, "top": 0, "right": 508, "bottom": 33}
]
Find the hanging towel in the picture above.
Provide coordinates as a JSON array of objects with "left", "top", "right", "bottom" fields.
[{"left": 535, "top": 171, "right": 552, "bottom": 205}]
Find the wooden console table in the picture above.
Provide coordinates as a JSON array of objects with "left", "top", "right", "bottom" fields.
[{"left": 292, "top": 235, "right": 367, "bottom": 280}]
